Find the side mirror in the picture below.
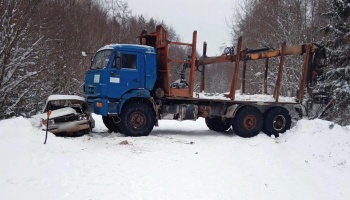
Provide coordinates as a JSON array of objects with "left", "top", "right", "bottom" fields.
[
  {"left": 116, "top": 52, "right": 121, "bottom": 59},
  {"left": 115, "top": 52, "right": 121, "bottom": 70}
]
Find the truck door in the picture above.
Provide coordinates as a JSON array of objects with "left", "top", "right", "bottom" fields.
[{"left": 107, "top": 51, "right": 143, "bottom": 98}]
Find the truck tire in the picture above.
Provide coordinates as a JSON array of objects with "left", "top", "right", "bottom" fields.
[
  {"left": 205, "top": 117, "right": 231, "bottom": 132},
  {"left": 232, "top": 106, "right": 263, "bottom": 138},
  {"left": 119, "top": 102, "right": 155, "bottom": 137},
  {"left": 263, "top": 107, "right": 291, "bottom": 137},
  {"left": 102, "top": 116, "right": 120, "bottom": 133}
]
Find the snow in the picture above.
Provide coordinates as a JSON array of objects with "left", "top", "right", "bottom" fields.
[
  {"left": 1, "top": 115, "right": 350, "bottom": 200},
  {"left": 46, "top": 94, "right": 85, "bottom": 102},
  {"left": 97, "top": 44, "right": 155, "bottom": 53},
  {"left": 32, "top": 107, "right": 77, "bottom": 120},
  {"left": 196, "top": 92, "right": 297, "bottom": 103}
]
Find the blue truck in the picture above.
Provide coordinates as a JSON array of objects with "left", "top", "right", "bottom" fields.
[{"left": 83, "top": 25, "right": 328, "bottom": 138}]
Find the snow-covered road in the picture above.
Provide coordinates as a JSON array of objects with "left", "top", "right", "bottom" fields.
[{"left": 1, "top": 115, "right": 349, "bottom": 200}]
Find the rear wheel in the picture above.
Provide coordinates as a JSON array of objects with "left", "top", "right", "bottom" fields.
[
  {"left": 205, "top": 117, "right": 231, "bottom": 132},
  {"left": 119, "top": 102, "right": 155, "bottom": 137},
  {"left": 102, "top": 116, "right": 120, "bottom": 133},
  {"left": 232, "top": 106, "right": 263, "bottom": 138},
  {"left": 263, "top": 107, "right": 291, "bottom": 137}
]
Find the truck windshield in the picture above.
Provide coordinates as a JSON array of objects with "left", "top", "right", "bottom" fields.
[{"left": 91, "top": 50, "right": 112, "bottom": 69}]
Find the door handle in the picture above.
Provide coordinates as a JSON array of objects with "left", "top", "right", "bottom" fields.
[
  {"left": 133, "top": 79, "right": 139, "bottom": 82},
  {"left": 111, "top": 71, "right": 120, "bottom": 76}
]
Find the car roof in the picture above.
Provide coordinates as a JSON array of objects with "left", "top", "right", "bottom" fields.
[{"left": 46, "top": 95, "right": 85, "bottom": 102}]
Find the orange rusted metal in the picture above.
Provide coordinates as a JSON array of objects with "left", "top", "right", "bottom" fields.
[
  {"left": 140, "top": 25, "right": 172, "bottom": 97},
  {"left": 139, "top": 25, "right": 196, "bottom": 98},
  {"left": 241, "top": 60, "right": 247, "bottom": 95},
  {"left": 188, "top": 31, "right": 197, "bottom": 97},
  {"left": 170, "top": 88, "right": 190, "bottom": 97},
  {"left": 200, "top": 42, "right": 207, "bottom": 92},
  {"left": 298, "top": 44, "right": 311, "bottom": 102},
  {"left": 227, "top": 36, "right": 242, "bottom": 100},
  {"left": 197, "top": 55, "right": 234, "bottom": 65},
  {"left": 264, "top": 58, "right": 269, "bottom": 94},
  {"left": 139, "top": 25, "right": 322, "bottom": 104},
  {"left": 244, "top": 45, "right": 307, "bottom": 61},
  {"left": 169, "top": 41, "right": 192, "bottom": 46},
  {"left": 197, "top": 44, "right": 312, "bottom": 65},
  {"left": 248, "top": 50, "right": 281, "bottom": 60},
  {"left": 273, "top": 42, "right": 287, "bottom": 102}
]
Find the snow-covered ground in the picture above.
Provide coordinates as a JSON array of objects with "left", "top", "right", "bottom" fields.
[{"left": 1, "top": 115, "right": 349, "bottom": 200}]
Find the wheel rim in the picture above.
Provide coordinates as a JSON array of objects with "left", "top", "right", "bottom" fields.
[
  {"left": 129, "top": 111, "right": 146, "bottom": 130},
  {"left": 243, "top": 115, "right": 257, "bottom": 130},
  {"left": 273, "top": 115, "right": 286, "bottom": 131}
]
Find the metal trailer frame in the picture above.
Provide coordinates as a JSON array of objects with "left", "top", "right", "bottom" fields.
[{"left": 139, "top": 25, "right": 323, "bottom": 105}]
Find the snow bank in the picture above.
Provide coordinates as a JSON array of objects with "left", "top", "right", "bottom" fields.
[{"left": 0, "top": 116, "right": 349, "bottom": 200}]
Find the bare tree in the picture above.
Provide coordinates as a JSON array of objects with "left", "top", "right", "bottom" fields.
[
  {"left": 0, "top": 0, "right": 187, "bottom": 119},
  {"left": 319, "top": 0, "right": 350, "bottom": 125},
  {"left": 0, "top": 0, "right": 45, "bottom": 118}
]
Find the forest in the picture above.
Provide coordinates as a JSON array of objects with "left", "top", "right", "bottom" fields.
[{"left": 0, "top": 0, "right": 349, "bottom": 125}]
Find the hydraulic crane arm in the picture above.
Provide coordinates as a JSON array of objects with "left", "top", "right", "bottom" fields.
[{"left": 197, "top": 44, "right": 322, "bottom": 66}]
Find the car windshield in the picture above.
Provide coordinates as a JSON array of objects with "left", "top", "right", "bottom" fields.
[
  {"left": 91, "top": 50, "right": 112, "bottom": 69},
  {"left": 45, "top": 100, "right": 83, "bottom": 113}
]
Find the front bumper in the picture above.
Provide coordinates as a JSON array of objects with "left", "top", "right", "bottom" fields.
[
  {"left": 47, "top": 120, "right": 90, "bottom": 134},
  {"left": 84, "top": 98, "right": 119, "bottom": 116}
]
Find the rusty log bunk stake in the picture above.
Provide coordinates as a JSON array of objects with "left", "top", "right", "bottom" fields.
[
  {"left": 264, "top": 58, "right": 269, "bottom": 94},
  {"left": 200, "top": 42, "right": 207, "bottom": 92},
  {"left": 162, "top": 27, "right": 171, "bottom": 96},
  {"left": 273, "top": 42, "right": 286, "bottom": 102},
  {"left": 167, "top": 30, "right": 196, "bottom": 97},
  {"left": 154, "top": 25, "right": 171, "bottom": 97},
  {"left": 241, "top": 60, "right": 247, "bottom": 94},
  {"left": 299, "top": 44, "right": 311, "bottom": 102},
  {"left": 189, "top": 31, "right": 197, "bottom": 97},
  {"left": 228, "top": 36, "right": 242, "bottom": 100}
]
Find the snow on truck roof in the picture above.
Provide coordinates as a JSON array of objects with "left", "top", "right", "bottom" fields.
[
  {"left": 46, "top": 95, "right": 85, "bottom": 102},
  {"left": 97, "top": 44, "right": 156, "bottom": 54}
]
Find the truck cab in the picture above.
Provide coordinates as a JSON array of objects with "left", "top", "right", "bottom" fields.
[{"left": 84, "top": 44, "right": 157, "bottom": 116}]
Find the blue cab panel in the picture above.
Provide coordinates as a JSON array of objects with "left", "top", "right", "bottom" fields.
[{"left": 84, "top": 44, "right": 157, "bottom": 116}]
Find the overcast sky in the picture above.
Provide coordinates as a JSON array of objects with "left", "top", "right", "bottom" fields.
[{"left": 127, "top": 0, "right": 241, "bottom": 56}]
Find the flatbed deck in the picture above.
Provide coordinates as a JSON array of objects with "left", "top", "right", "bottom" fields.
[{"left": 164, "top": 92, "right": 299, "bottom": 105}]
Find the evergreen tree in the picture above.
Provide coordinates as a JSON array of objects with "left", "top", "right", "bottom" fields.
[{"left": 321, "top": 0, "right": 350, "bottom": 125}]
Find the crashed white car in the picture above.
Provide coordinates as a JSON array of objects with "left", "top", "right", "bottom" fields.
[{"left": 33, "top": 95, "right": 95, "bottom": 137}]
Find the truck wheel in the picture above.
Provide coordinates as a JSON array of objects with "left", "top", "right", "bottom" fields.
[
  {"left": 205, "top": 117, "right": 231, "bottom": 132},
  {"left": 232, "top": 106, "right": 263, "bottom": 138},
  {"left": 119, "top": 102, "right": 155, "bottom": 137},
  {"left": 263, "top": 107, "right": 291, "bottom": 137},
  {"left": 102, "top": 116, "right": 120, "bottom": 133}
]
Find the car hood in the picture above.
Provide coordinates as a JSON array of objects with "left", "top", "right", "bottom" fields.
[{"left": 32, "top": 107, "right": 77, "bottom": 119}]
